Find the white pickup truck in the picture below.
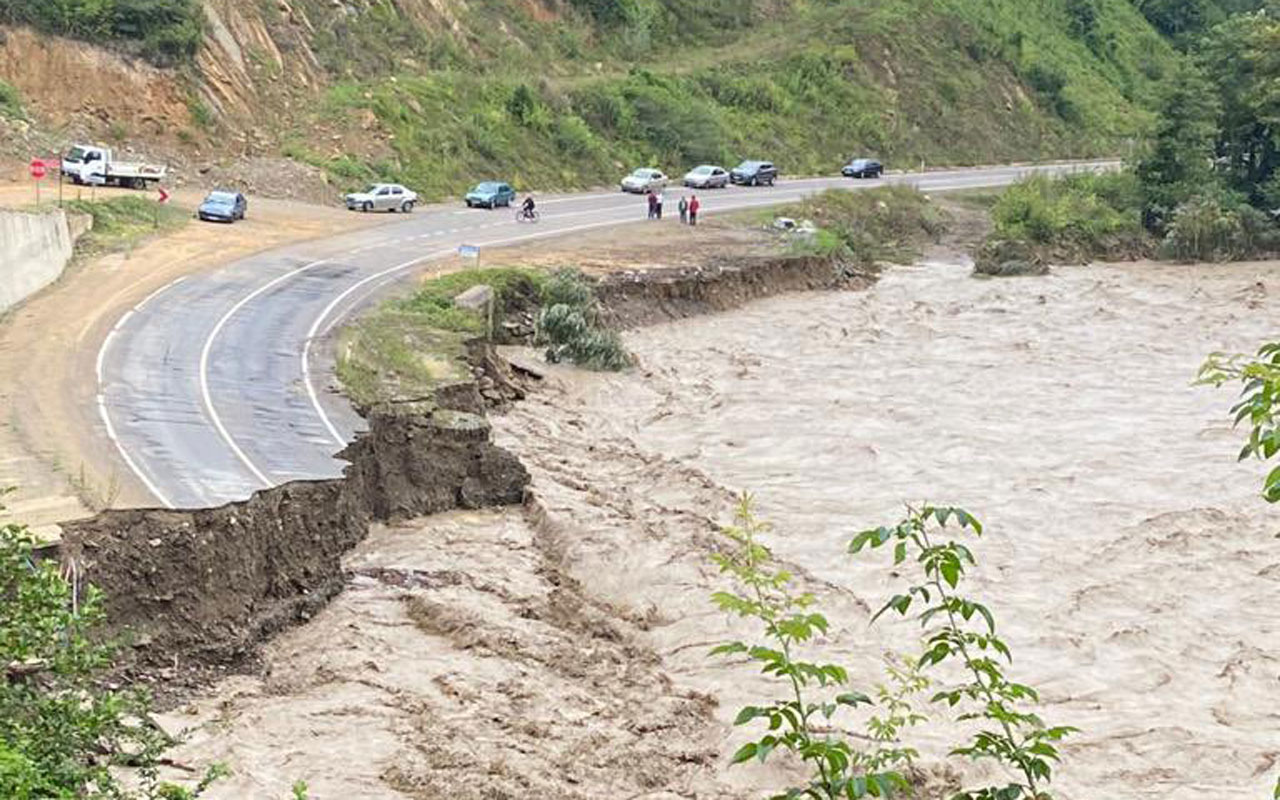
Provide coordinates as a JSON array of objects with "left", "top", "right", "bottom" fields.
[{"left": 60, "top": 144, "right": 167, "bottom": 188}]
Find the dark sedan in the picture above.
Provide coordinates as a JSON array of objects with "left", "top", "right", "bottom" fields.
[
  {"left": 197, "top": 190, "right": 247, "bottom": 222},
  {"left": 730, "top": 160, "right": 778, "bottom": 186},
  {"left": 842, "top": 158, "right": 884, "bottom": 178}
]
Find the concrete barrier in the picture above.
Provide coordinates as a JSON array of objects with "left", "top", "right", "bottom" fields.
[{"left": 0, "top": 208, "right": 89, "bottom": 314}]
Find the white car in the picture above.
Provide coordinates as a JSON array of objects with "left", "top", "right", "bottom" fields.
[
  {"left": 683, "top": 165, "right": 730, "bottom": 189},
  {"left": 344, "top": 183, "right": 418, "bottom": 213},
  {"left": 620, "top": 168, "right": 668, "bottom": 194}
]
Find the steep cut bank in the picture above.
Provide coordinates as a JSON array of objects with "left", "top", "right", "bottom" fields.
[{"left": 56, "top": 403, "right": 528, "bottom": 691}]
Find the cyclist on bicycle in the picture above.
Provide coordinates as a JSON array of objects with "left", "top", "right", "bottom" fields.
[{"left": 520, "top": 195, "right": 536, "bottom": 219}]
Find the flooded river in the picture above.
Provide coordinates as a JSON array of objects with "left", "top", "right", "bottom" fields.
[{"left": 168, "top": 257, "right": 1279, "bottom": 798}]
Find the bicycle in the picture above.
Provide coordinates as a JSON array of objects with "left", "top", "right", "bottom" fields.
[{"left": 515, "top": 208, "right": 540, "bottom": 223}]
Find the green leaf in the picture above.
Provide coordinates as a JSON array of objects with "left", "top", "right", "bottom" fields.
[
  {"left": 836, "top": 691, "right": 873, "bottom": 707},
  {"left": 940, "top": 560, "right": 960, "bottom": 588},
  {"left": 733, "top": 706, "right": 762, "bottom": 726},
  {"left": 731, "top": 742, "right": 758, "bottom": 764}
]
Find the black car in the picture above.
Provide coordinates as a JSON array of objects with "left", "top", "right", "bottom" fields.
[
  {"left": 842, "top": 158, "right": 884, "bottom": 179},
  {"left": 730, "top": 160, "right": 778, "bottom": 186},
  {"left": 197, "top": 190, "right": 247, "bottom": 222}
]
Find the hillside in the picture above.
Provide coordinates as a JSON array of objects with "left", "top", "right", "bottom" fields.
[{"left": 0, "top": 0, "right": 1182, "bottom": 200}]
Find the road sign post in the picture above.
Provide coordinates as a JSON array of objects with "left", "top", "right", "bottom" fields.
[{"left": 29, "top": 158, "right": 46, "bottom": 206}]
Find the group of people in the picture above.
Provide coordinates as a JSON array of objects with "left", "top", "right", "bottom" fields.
[{"left": 646, "top": 190, "right": 700, "bottom": 225}]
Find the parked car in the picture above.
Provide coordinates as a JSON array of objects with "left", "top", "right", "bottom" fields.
[
  {"left": 196, "top": 190, "right": 247, "bottom": 223},
  {"left": 345, "top": 183, "right": 418, "bottom": 212},
  {"left": 683, "top": 165, "right": 730, "bottom": 189},
  {"left": 842, "top": 158, "right": 884, "bottom": 178},
  {"left": 465, "top": 181, "right": 517, "bottom": 209},
  {"left": 730, "top": 160, "right": 778, "bottom": 186},
  {"left": 620, "top": 168, "right": 669, "bottom": 193}
]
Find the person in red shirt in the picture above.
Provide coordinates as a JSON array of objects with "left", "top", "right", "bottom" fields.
[{"left": 688, "top": 194, "right": 701, "bottom": 226}]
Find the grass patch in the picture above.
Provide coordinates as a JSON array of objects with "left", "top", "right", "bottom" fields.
[
  {"left": 0, "top": 80, "right": 24, "bottom": 120},
  {"left": 336, "top": 311, "right": 473, "bottom": 408},
  {"left": 780, "top": 186, "right": 950, "bottom": 266},
  {"left": 63, "top": 195, "right": 188, "bottom": 255},
  {"left": 337, "top": 266, "right": 631, "bottom": 405}
]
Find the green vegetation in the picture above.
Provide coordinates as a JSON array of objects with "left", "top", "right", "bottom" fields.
[
  {"left": 783, "top": 187, "right": 949, "bottom": 267},
  {"left": 283, "top": 0, "right": 1180, "bottom": 198},
  {"left": 0, "top": 0, "right": 202, "bottom": 65},
  {"left": 338, "top": 267, "right": 543, "bottom": 407},
  {"left": 534, "top": 269, "right": 631, "bottom": 371},
  {"left": 63, "top": 195, "right": 188, "bottom": 255},
  {"left": 978, "top": 5, "right": 1280, "bottom": 269},
  {"left": 0, "top": 514, "right": 224, "bottom": 799},
  {"left": 979, "top": 171, "right": 1147, "bottom": 271},
  {"left": 0, "top": 80, "right": 24, "bottom": 120},
  {"left": 337, "top": 266, "right": 628, "bottom": 407},
  {"left": 713, "top": 497, "right": 1074, "bottom": 799}
]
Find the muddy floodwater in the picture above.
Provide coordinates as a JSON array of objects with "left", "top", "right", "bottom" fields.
[{"left": 166, "top": 258, "right": 1279, "bottom": 799}]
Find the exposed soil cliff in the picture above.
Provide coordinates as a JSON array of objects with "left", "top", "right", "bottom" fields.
[{"left": 57, "top": 404, "right": 528, "bottom": 691}]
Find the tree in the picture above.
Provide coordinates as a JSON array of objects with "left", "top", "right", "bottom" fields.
[
  {"left": 1200, "top": 8, "right": 1280, "bottom": 207},
  {"left": 0, "top": 514, "right": 223, "bottom": 799},
  {"left": 1134, "top": 64, "right": 1221, "bottom": 232}
]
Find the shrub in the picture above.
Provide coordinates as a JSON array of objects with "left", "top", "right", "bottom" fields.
[
  {"left": 1160, "top": 194, "right": 1280, "bottom": 262},
  {"left": 534, "top": 268, "right": 632, "bottom": 370},
  {"left": 990, "top": 172, "right": 1149, "bottom": 262},
  {"left": 784, "top": 187, "right": 949, "bottom": 266},
  {"left": 0, "top": 0, "right": 203, "bottom": 65},
  {"left": 0, "top": 80, "right": 24, "bottom": 120},
  {"left": 0, "top": 516, "right": 226, "bottom": 798}
]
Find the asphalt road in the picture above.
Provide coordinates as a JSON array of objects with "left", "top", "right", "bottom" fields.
[{"left": 97, "top": 162, "right": 1115, "bottom": 508}]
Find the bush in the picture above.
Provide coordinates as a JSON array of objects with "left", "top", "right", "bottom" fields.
[
  {"left": 0, "top": 517, "right": 226, "bottom": 799},
  {"left": 0, "top": 0, "right": 203, "bottom": 65},
  {"left": 784, "top": 187, "right": 949, "bottom": 266},
  {"left": 972, "top": 239, "right": 1050, "bottom": 277},
  {"left": 991, "top": 172, "right": 1148, "bottom": 260},
  {"left": 0, "top": 80, "right": 24, "bottom": 120},
  {"left": 534, "top": 268, "right": 632, "bottom": 370},
  {"left": 1160, "top": 194, "right": 1280, "bottom": 262}
]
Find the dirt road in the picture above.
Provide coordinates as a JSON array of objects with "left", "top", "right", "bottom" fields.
[{"left": 0, "top": 186, "right": 387, "bottom": 534}]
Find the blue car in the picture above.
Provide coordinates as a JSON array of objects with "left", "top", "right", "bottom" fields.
[
  {"left": 465, "top": 181, "right": 516, "bottom": 209},
  {"left": 197, "top": 190, "right": 247, "bottom": 223}
]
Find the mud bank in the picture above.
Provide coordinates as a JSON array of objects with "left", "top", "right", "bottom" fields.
[
  {"left": 57, "top": 404, "right": 528, "bottom": 685},
  {"left": 594, "top": 253, "right": 875, "bottom": 329}
]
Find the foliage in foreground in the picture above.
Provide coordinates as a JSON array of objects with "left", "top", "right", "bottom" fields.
[
  {"left": 1198, "top": 340, "right": 1280, "bottom": 799},
  {"left": 0, "top": 518, "right": 222, "bottom": 799},
  {"left": 712, "top": 497, "right": 1075, "bottom": 799}
]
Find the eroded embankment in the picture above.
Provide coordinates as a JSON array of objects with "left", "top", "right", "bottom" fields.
[
  {"left": 58, "top": 251, "right": 871, "bottom": 695},
  {"left": 594, "top": 254, "right": 875, "bottom": 329},
  {"left": 56, "top": 404, "right": 528, "bottom": 689}
]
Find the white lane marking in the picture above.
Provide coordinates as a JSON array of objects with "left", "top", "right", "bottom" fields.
[
  {"left": 199, "top": 260, "right": 328, "bottom": 488},
  {"left": 302, "top": 250, "right": 451, "bottom": 445},
  {"left": 97, "top": 393, "right": 175, "bottom": 509},
  {"left": 96, "top": 273, "right": 192, "bottom": 508},
  {"left": 132, "top": 275, "right": 188, "bottom": 314}
]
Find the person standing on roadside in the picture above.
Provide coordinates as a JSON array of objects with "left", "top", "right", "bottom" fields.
[
  {"left": 646, "top": 190, "right": 657, "bottom": 220},
  {"left": 688, "top": 194, "right": 700, "bottom": 226},
  {"left": 655, "top": 188, "right": 665, "bottom": 220},
  {"left": 678, "top": 195, "right": 689, "bottom": 225}
]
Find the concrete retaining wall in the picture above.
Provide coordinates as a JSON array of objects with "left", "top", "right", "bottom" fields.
[{"left": 0, "top": 208, "right": 86, "bottom": 314}]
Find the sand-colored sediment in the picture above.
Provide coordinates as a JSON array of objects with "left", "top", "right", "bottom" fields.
[{"left": 164, "top": 257, "right": 1279, "bottom": 798}]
